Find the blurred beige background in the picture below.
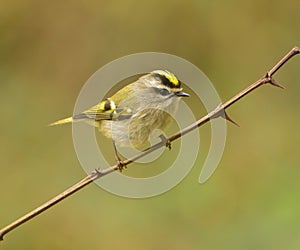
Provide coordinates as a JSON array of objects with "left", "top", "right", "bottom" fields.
[{"left": 1, "top": 1, "right": 300, "bottom": 249}]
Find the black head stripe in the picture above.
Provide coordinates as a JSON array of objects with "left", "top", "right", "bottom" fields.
[{"left": 153, "top": 73, "right": 181, "bottom": 89}]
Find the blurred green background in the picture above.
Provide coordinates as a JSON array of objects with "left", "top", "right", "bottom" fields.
[{"left": 1, "top": 0, "right": 300, "bottom": 249}]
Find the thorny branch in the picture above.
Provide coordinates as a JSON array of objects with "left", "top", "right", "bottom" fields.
[{"left": 0, "top": 47, "right": 299, "bottom": 241}]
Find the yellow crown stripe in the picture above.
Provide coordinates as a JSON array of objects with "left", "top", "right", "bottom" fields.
[
  {"left": 164, "top": 70, "right": 179, "bottom": 86},
  {"left": 152, "top": 70, "right": 179, "bottom": 86}
]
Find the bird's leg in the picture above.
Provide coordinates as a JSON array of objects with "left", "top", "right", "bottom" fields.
[
  {"left": 112, "top": 141, "right": 126, "bottom": 172},
  {"left": 159, "top": 134, "right": 172, "bottom": 150}
]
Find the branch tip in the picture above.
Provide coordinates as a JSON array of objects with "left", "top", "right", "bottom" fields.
[{"left": 293, "top": 46, "right": 300, "bottom": 54}]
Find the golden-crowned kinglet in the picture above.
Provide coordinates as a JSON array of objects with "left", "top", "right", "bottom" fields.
[{"left": 50, "top": 70, "right": 189, "bottom": 169}]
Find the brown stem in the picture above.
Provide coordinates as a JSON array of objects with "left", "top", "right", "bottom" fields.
[{"left": 0, "top": 47, "right": 299, "bottom": 241}]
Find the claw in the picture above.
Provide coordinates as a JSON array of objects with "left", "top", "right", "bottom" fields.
[
  {"left": 116, "top": 158, "right": 126, "bottom": 172},
  {"left": 159, "top": 134, "right": 172, "bottom": 150}
]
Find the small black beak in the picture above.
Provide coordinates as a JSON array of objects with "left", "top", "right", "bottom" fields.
[{"left": 175, "top": 91, "right": 190, "bottom": 97}]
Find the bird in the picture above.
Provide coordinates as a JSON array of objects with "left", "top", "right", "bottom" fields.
[{"left": 50, "top": 70, "right": 189, "bottom": 170}]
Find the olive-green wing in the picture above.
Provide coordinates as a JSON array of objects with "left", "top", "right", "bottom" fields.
[
  {"left": 75, "top": 98, "right": 133, "bottom": 121},
  {"left": 75, "top": 82, "right": 140, "bottom": 121}
]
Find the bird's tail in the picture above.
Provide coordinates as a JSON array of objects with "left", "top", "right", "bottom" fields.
[{"left": 48, "top": 117, "right": 73, "bottom": 126}]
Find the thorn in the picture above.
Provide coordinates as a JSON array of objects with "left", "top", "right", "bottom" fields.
[
  {"left": 222, "top": 111, "right": 240, "bottom": 127},
  {"left": 269, "top": 78, "right": 285, "bottom": 89},
  {"left": 210, "top": 104, "right": 239, "bottom": 126},
  {"left": 93, "top": 168, "right": 101, "bottom": 174}
]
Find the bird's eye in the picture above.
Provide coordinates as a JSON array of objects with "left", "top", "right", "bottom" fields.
[{"left": 158, "top": 88, "right": 170, "bottom": 96}]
